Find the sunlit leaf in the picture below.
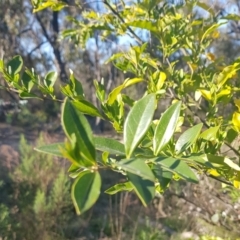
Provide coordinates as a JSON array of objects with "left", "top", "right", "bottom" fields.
[
  {"left": 153, "top": 101, "right": 181, "bottom": 155},
  {"left": 124, "top": 94, "right": 156, "bottom": 158},
  {"left": 62, "top": 98, "right": 96, "bottom": 164},
  {"left": 232, "top": 111, "right": 240, "bottom": 132},
  {"left": 175, "top": 123, "right": 203, "bottom": 154},
  {"left": 200, "top": 126, "right": 219, "bottom": 141},
  {"left": 72, "top": 100, "right": 103, "bottom": 118}
]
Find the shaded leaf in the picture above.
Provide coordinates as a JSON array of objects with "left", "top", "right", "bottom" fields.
[
  {"left": 127, "top": 172, "right": 155, "bottom": 207},
  {"left": 72, "top": 171, "right": 101, "bottom": 215},
  {"left": 116, "top": 158, "right": 155, "bottom": 181},
  {"left": 153, "top": 157, "right": 198, "bottom": 183},
  {"left": 105, "top": 182, "right": 133, "bottom": 195},
  {"left": 7, "top": 55, "right": 23, "bottom": 75}
]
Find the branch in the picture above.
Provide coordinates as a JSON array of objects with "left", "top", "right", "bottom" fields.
[
  {"left": 103, "top": 0, "right": 143, "bottom": 45},
  {"left": 35, "top": 12, "right": 68, "bottom": 82}
]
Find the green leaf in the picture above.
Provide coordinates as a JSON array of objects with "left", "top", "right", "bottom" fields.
[
  {"left": 153, "top": 157, "right": 198, "bottom": 183},
  {"left": 19, "top": 92, "right": 41, "bottom": 99},
  {"left": 105, "top": 182, "right": 133, "bottom": 195},
  {"left": 222, "top": 14, "right": 240, "bottom": 21},
  {"left": 127, "top": 172, "right": 155, "bottom": 206},
  {"left": 153, "top": 101, "right": 181, "bottom": 155},
  {"left": 124, "top": 94, "right": 156, "bottom": 158},
  {"left": 69, "top": 71, "right": 84, "bottom": 96},
  {"left": 7, "top": 55, "right": 23, "bottom": 75},
  {"left": 152, "top": 165, "right": 172, "bottom": 190},
  {"left": 182, "top": 154, "right": 213, "bottom": 168},
  {"left": 62, "top": 98, "right": 96, "bottom": 164},
  {"left": 94, "top": 136, "right": 125, "bottom": 155},
  {"left": 44, "top": 71, "right": 58, "bottom": 88},
  {"left": 200, "top": 126, "right": 219, "bottom": 141},
  {"left": 128, "top": 20, "right": 157, "bottom": 32},
  {"left": 201, "top": 23, "right": 226, "bottom": 43},
  {"left": 22, "top": 71, "right": 34, "bottom": 92},
  {"left": 71, "top": 171, "right": 101, "bottom": 215},
  {"left": 216, "top": 64, "right": 240, "bottom": 88},
  {"left": 35, "top": 143, "right": 65, "bottom": 157},
  {"left": 116, "top": 158, "right": 155, "bottom": 181},
  {"left": 175, "top": 123, "right": 203, "bottom": 154},
  {"left": 72, "top": 100, "right": 102, "bottom": 118},
  {"left": 107, "top": 78, "right": 143, "bottom": 105}
]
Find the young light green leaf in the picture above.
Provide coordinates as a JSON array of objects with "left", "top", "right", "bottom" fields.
[
  {"left": 200, "top": 126, "right": 219, "bottom": 141},
  {"left": 124, "top": 93, "right": 156, "bottom": 158},
  {"left": 94, "top": 136, "right": 125, "bottom": 155},
  {"left": 72, "top": 100, "right": 103, "bottom": 118},
  {"left": 116, "top": 158, "right": 155, "bottom": 181},
  {"left": 175, "top": 123, "right": 203, "bottom": 154},
  {"left": 72, "top": 171, "right": 101, "bottom": 215},
  {"left": 127, "top": 172, "right": 155, "bottom": 207},
  {"left": 107, "top": 78, "right": 143, "bottom": 105},
  {"left": 152, "top": 157, "right": 198, "bottom": 183},
  {"left": 44, "top": 71, "right": 58, "bottom": 88},
  {"left": 62, "top": 98, "right": 96, "bottom": 164},
  {"left": 105, "top": 182, "right": 133, "bottom": 195},
  {"left": 153, "top": 101, "right": 181, "bottom": 155},
  {"left": 35, "top": 143, "right": 65, "bottom": 157},
  {"left": 7, "top": 55, "right": 23, "bottom": 75}
]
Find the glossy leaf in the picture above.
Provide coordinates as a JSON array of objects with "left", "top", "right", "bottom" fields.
[
  {"left": 153, "top": 101, "right": 181, "bottom": 155},
  {"left": 72, "top": 171, "right": 101, "bottom": 215},
  {"left": 62, "top": 98, "right": 96, "bottom": 164},
  {"left": 116, "top": 158, "right": 155, "bottom": 181},
  {"left": 153, "top": 157, "right": 198, "bottom": 183},
  {"left": 35, "top": 143, "right": 65, "bottom": 157},
  {"left": 44, "top": 71, "right": 58, "bottom": 88},
  {"left": 124, "top": 93, "right": 156, "bottom": 158},
  {"left": 7, "top": 55, "right": 23, "bottom": 75},
  {"left": 127, "top": 172, "right": 155, "bottom": 206},
  {"left": 175, "top": 123, "right": 203, "bottom": 154},
  {"left": 105, "top": 182, "right": 133, "bottom": 195},
  {"left": 94, "top": 136, "right": 125, "bottom": 155}
]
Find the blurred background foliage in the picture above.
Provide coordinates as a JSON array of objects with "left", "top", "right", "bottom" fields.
[{"left": 1, "top": 0, "right": 240, "bottom": 239}]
